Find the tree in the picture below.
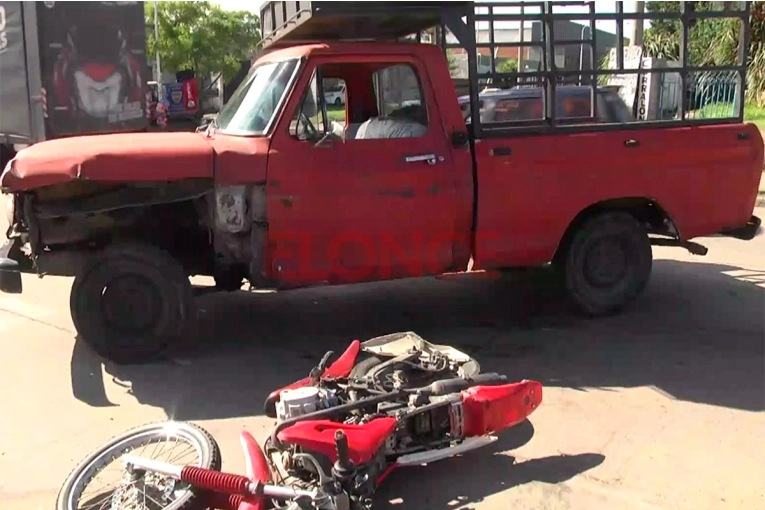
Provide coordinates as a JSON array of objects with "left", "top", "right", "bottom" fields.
[
  {"left": 447, "top": 50, "right": 463, "bottom": 76},
  {"left": 746, "top": 1, "right": 765, "bottom": 105},
  {"left": 643, "top": 1, "right": 765, "bottom": 105},
  {"left": 497, "top": 58, "right": 518, "bottom": 73},
  {"left": 146, "top": 2, "right": 261, "bottom": 82},
  {"left": 643, "top": 1, "right": 734, "bottom": 65}
]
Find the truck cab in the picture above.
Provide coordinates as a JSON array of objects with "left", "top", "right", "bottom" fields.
[{"left": 0, "top": 1, "right": 761, "bottom": 365}]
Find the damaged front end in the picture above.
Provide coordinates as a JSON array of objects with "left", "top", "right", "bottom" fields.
[
  {"left": 0, "top": 177, "right": 216, "bottom": 294},
  {"left": 0, "top": 236, "right": 25, "bottom": 293},
  {"left": 0, "top": 178, "right": 32, "bottom": 293}
]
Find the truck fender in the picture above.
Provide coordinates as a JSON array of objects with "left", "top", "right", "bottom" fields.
[{"left": 553, "top": 197, "right": 679, "bottom": 264}]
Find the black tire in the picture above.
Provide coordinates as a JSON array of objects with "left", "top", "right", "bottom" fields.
[
  {"left": 562, "top": 212, "right": 652, "bottom": 316},
  {"left": 56, "top": 421, "right": 221, "bottom": 510},
  {"left": 334, "top": 97, "right": 341, "bottom": 106},
  {"left": 70, "top": 242, "right": 196, "bottom": 365},
  {"left": 213, "top": 266, "right": 245, "bottom": 292},
  {"left": 349, "top": 354, "right": 383, "bottom": 380}
]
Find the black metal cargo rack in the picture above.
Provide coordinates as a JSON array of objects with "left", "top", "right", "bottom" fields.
[
  {"left": 258, "top": 1, "right": 752, "bottom": 138},
  {"left": 259, "top": 1, "right": 470, "bottom": 48}
]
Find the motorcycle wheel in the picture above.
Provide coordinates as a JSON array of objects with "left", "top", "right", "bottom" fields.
[
  {"left": 349, "top": 354, "right": 384, "bottom": 380},
  {"left": 56, "top": 422, "right": 221, "bottom": 510}
]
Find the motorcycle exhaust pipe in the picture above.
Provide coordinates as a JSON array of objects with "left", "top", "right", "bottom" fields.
[{"left": 425, "top": 372, "right": 507, "bottom": 396}]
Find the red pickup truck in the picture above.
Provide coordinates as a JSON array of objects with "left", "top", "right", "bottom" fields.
[{"left": 0, "top": 1, "right": 762, "bottom": 364}]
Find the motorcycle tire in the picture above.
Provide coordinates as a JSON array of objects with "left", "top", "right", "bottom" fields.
[
  {"left": 349, "top": 354, "right": 384, "bottom": 380},
  {"left": 56, "top": 421, "right": 221, "bottom": 510}
]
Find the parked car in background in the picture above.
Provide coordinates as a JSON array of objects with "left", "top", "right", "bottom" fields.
[
  {"left": 459, "top": 85, "right": 636, "bottom": 124},
  {"left": 324, "top": 82, "right": 346, "bottom": 105}
]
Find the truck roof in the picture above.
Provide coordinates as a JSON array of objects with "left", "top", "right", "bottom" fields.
[{"left": 256, "top": 41, "right": 448, "bottom": 64}]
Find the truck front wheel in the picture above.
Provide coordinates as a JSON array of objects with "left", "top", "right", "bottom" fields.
[
  {"left": 562, "top": 212, "right": 652, "bottom": 316},
  {"left": 70, "top": 243, "right": 195, "bottom": 364}
]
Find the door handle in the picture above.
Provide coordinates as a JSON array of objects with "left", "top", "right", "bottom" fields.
[
  {"left": 624, "top": 139, "right": 640, "bottom": 148},
  {"left": 490, "top": 146, "right": 512, "bottom": 156},
  {"left": 404, "top": 153, "right": 438, "bottom": 165}
]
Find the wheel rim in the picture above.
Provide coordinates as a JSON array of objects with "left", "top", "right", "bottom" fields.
[
  {"left": 100, "top": 275, "right": 163, "bottom": 335},
  {"left": 582, "top": 236, "right": 630, "bottom": 288},
  {"left": 65, "top": 424, "right": 208, "bottom": 510}
]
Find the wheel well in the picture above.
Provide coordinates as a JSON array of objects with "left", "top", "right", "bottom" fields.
[
  {"left": 0, "top": 144, "right": 16, "bottom": 169},
  {"left": 32, "top": 190, "right": 214, "bottom": 278},
  {"left": 553, "top": 197, "right": 677, "bottom": 265}
]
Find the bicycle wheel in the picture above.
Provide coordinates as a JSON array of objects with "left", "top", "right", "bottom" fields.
[{"left": 56, "top": 421, "right": 221, "bottom": 510}]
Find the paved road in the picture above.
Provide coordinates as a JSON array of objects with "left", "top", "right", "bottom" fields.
[{"left": 1, "top": 211, "right": 763, "bottom": 510}]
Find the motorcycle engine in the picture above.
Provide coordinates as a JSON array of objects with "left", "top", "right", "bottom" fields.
[{"left": 275, "top": 386, "right": 339, "bottom": 421}]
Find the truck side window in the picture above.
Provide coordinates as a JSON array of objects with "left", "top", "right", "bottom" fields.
[
  {"left": 561, "top": 97, "right": 591, "bottom": 118},
  {"left": 492, "top": 98, "right": 543, "bottom": 122},
  {"left": 289, "top": 70, "right": 328, "bottom": 141},
  {"left": 354, "top": 63, "right": 428, "bottom": 140}
]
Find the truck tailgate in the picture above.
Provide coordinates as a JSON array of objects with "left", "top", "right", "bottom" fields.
[{"left": 473, "top": 123, "right": 763, "bottom": 269}]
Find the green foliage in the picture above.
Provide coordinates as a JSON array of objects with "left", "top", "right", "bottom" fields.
[
  {"left": 145, "top": 1, "right": 261, "bottom": 82},
  {"left": 643, "top": 1, "right": 765, "bottom": 105},
  {"left": 748, "top": 1, "right": 765, "bottom": 106},
  {"left": 497, "top": 58, "right": 518, "bottom": 73},
  {"left": 597, "top": 52, "right": 612, "bottom": 85},
  {"left": 447, "top": 50, "right": 461, "bottom": 74},
  {"left": 643, "top": 1, "right": 737, "bottom": 65}
]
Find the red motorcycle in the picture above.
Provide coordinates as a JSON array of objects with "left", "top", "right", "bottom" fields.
[{"left": 56, "top": 332, "right": 542, "bottom": 510}]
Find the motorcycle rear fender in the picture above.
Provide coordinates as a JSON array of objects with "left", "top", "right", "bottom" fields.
[
  {"left": 263, "top": 340, "right": 361, "bottom": 417},
  {"left": 276, "top": 417, "right": 397, "bottom": 465},
  {"left": 237, "top": 430, "right": 273, "bottom": 510},
  {"left": 461, "top": 380, "right": 543, "bottom": 437}
]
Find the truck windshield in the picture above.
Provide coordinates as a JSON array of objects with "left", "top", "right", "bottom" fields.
[{"left": 216, "top": 59, "right": 299, "bottom": 136}]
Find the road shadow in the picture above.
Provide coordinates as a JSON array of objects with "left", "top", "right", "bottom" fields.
[
  {"left": 70, "top": 258, "right": 764, "bottom": 419},
  {"left": 375, "top": 421, "right": 604, "bottom": 509}
]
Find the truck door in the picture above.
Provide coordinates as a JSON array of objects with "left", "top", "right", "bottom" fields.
[{"left": 267, "top": 57, "right": 460, "bottom": 287}]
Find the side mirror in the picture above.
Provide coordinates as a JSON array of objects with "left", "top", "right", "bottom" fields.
[{"left": 451, "top": 131, "right": 470, "bottom": 147}]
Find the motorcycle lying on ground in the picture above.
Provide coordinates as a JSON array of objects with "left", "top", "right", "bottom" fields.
[{"left": 57, "top": 332, "right": 543, "bottom": 510}]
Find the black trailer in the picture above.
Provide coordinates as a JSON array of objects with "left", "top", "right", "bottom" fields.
[
  {"left": 0, "top": 1, "right": 148, "bottom": 167},
  {"left": 258, "top": 1, "right": 752, "bottom": 137}
]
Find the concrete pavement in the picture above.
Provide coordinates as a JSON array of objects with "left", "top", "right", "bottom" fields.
[{"left": 0, "top": 210, "right": 763, "bottom": 510}]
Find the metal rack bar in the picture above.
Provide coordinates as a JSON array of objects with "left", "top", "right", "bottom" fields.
[{"left": 256, "top": 1, "right": 752, "bottom": 138}]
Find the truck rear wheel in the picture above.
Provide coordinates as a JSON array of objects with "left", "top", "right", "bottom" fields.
[
  {"left": 562, "top": 212, "right": 652, "bottom": 316},
  {"left": 70, "top": 243, "right": 195, "bottom": 364}
]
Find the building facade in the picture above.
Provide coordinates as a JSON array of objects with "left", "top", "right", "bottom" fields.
[{"left": 449, "top": 20, "right": 626, "bottom": 80}]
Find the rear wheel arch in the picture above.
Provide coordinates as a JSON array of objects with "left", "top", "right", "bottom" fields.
[{"left": 553, "top": 197, "right": 678, "bottom": 265}]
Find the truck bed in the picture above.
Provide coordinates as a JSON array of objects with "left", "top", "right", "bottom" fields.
[{"left": 472, "top": 122, "right": 764, "bottom": 269}]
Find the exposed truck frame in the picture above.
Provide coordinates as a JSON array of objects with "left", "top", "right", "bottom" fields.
[{"left": 0, "top": 1, "right": 761, "bottom": 365}]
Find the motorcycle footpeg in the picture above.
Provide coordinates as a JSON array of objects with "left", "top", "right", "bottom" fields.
[{"left": 332, "top": 430, "right": 356, "bottom": 481}]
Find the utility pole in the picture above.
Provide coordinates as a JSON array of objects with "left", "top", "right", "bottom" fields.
[
  {"left": 631, "top": 1, "right": 645, "bottom": 47},
  {"left": 154, "top": 0, "right": 162, "bottom": 99},
  {"left": 518, "top": 2, "right": 525, "bottom": 72}
]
